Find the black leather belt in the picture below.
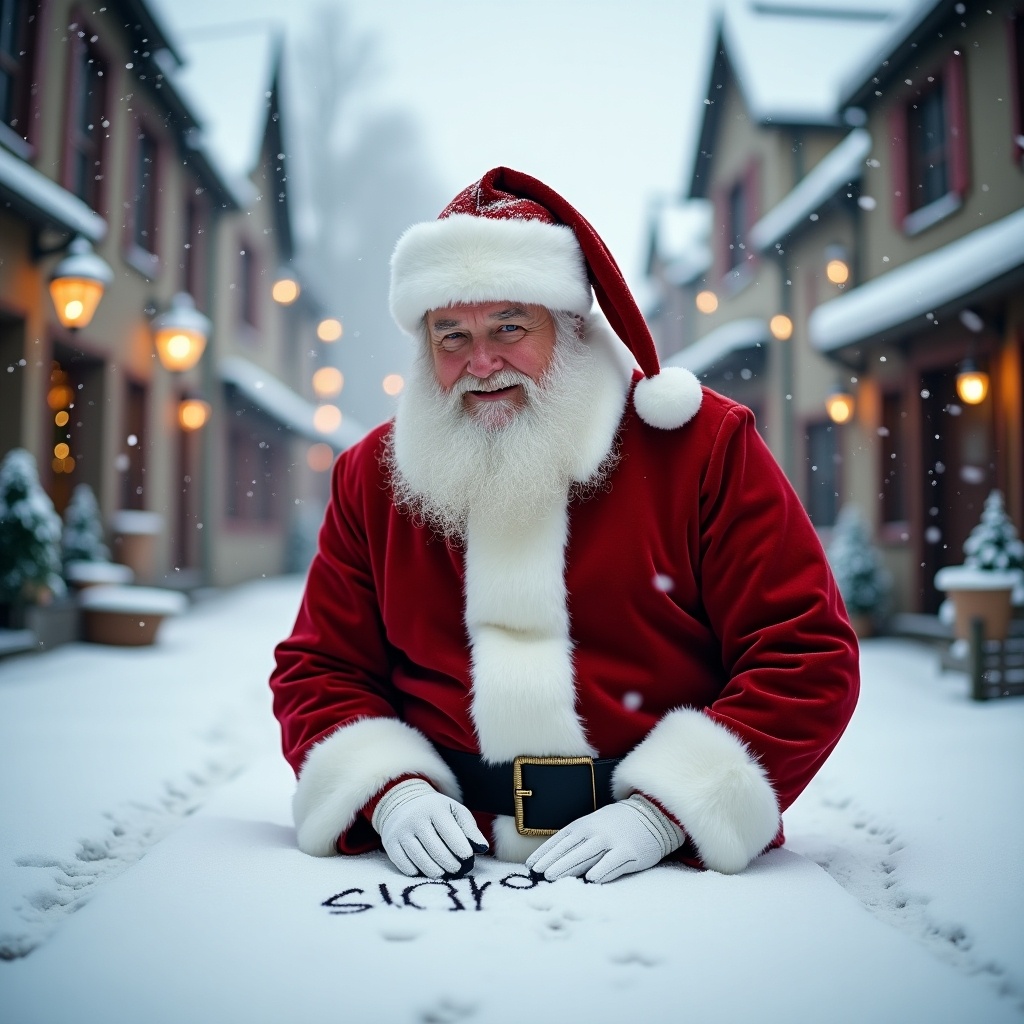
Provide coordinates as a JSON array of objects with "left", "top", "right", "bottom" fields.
[{"left": 436, "top": 746, "right": 621, "bottom": 837}]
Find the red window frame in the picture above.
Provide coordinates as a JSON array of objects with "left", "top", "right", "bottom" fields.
[
  {"left": 889, "top": 52, "right": 970, "bottom": 230},
  {"left": 713, "top": 156, "right": 761, "bottom": 282}
]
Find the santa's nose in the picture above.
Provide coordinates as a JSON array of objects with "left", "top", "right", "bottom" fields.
[{"left": 465, "top": 337, "right": 505, "bottom": 378}]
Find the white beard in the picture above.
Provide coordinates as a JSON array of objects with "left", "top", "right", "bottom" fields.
[{"left": 387, "top": 321, "right": 618, "bottom": 542}]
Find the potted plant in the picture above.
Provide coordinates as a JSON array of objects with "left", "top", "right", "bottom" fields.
[
  {"left": 62, "top": 483, "right": 135, "bottom": 589},
  {"left": 935, "top": 490, "right": 1024, "bottom": 642},
  {"left": 826, "top": 504, "right": 891, "bottom": 638},
  {"left": 0, "top": 449, "right": 66, "bottom": 629}
]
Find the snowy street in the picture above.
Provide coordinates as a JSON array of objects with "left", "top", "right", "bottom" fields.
[{"left": 0, "top": 577, "right": 1022, "bottom": 1022}]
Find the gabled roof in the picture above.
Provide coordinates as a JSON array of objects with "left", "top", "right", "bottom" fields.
[
  {"left": 648, "top": 200, "right": 713, "bottom": 285},
  {"left": 689, "top": 0, "right": 911, "bottom": 197}
]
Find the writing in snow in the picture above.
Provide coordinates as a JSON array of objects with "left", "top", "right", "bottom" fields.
[{"left": 322, "top": 871, "right": 559, "bottom": 914}]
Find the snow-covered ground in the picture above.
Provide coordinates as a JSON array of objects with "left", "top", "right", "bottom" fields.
[{"left": 0, "top": 577, "right": 1021, "bottom": 1021}]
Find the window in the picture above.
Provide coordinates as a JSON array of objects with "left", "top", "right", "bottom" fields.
[
  {"left": 715, "top": 159, "right": 759, "bottom": 282},
  {"left": 889, "top": 53, "right": 969, "bottom": 232},
  {"left": 183, "top": 188, "right": 209, "bottom": 307},
  {"left": 63, "top": 28, "right": 107, "bottom": 211},
  {"left": 0, "top": 0, "right": 39, "bottom": 146},
  {"left": 880, "top": 391, "right": 908, "bottom": 525},
  {"left": 132, "top": 125, "right": 159, "bottom": 256},
  {"left": 239, "top": 245, "right": 260, "bottom": 330},
  {"left": 226, "top": 413, "right": 280, "bottom": 523},
  {"left": 804, "top": 421, "right": 839, "bottom": 528},
  {"left": 726, "top": 180, "right": 746, "bottom": 271}
]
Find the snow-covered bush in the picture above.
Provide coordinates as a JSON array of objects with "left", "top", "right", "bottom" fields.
[
  {"left": 0, "top": 448, "right": 66, "bottom": 607},
  {"left": 962, "top": 489, "right": 1024, "bottom": 604},
  {"left": 963, "top": 490, "right": 1024, "bottom": 572},
  {"left": 62, "top": 483, "right": 110, "bottom": 564},
  {"left": 827, "top": 504, "right": 891, "bottom": 627}
]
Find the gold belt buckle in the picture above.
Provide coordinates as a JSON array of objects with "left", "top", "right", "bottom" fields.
[{"left": 512, "top": 755, "right": 596, "bottom": 837}]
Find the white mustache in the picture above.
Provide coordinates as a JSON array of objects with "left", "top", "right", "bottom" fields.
[{"left": 451, "top": 369, "right": 531, "bottom": 397}]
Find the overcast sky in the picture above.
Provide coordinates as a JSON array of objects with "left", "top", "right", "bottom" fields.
[{"left": 152, "top": 0, "right": 718, "bottom": 298}]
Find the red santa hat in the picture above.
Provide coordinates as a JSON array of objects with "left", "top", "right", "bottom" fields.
[{"left": 389, "top": 166, "right": 701, "bottom": 430}]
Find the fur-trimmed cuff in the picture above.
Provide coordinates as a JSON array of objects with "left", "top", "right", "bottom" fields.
[
  {"left": 612, "top": 708, "right": 779, "bottom": 874},
  {"left": 292, "top": 717, "right": 461, "bottom": 856}
]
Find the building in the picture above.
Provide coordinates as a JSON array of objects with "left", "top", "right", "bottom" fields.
[
  {"left": 0, "top": 0, "right": 359, "bottom": 593},
  {"left": 649, "top": 0, "right": 1024, "bottom": 616}
]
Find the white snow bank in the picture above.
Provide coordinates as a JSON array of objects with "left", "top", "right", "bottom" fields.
[
  {"left": 77, "top": 586, "right": 189, "bottom": 616},
  {"left": 810, "top": 206, "right": 1024, "bottom": 352},
  {"left": 934, "top": 566, "right": 1021, "bottom": 592},
  {"left": 1, "top": 755, "right": 1019, "bottom": 1024},
  {"left": 110, "top": 510, "right": 164, "bottom": 536},
  {"left": 64, "top": 561, "right": 135, "bottom": 586}
]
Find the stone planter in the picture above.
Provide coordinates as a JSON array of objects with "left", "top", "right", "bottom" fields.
[
  {"left": 110, "top": 511, "right": 163, "bottom": 584},
  {"left": 79, "top": 585, "right": 187, "bottom": 647},
  {"left": 934, "top": 566, "right": 1021, "bottom": 642}
]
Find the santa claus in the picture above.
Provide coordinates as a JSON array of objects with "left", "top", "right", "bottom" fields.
[{"left": 271, "top": 167, "right": 859, "bottom": 884}]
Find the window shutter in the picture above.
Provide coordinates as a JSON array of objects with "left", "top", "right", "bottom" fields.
[
  {"left": 888, "top": 101, "right": 909, "bottom": 229},
  {"left": 745, "top": 156, "right": 761, "bottom": 267},
  {"left": 711, "top": 182, "right": 728, "bottom": 280},
  {"left": 945, "top": 51, "right": 971, "bottom": 196}
]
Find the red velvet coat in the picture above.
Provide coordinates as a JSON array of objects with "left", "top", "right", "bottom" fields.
[{"left": 271, "top": 377, "right": 859, "bottom": 873}]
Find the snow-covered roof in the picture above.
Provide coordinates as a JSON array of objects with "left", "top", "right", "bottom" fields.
[
  {"left": 653, "top": 201, "right": 713, "bottom": 285},
  {"left": 0, "top": 145, "right": 106, "bottom": 240},
  {"left": 837, "top": 0, "right": 945, "bottom": 106},
  {"left": 663, "top": 317, "right": 768, "bottom": 376},
  {"left": 723, "top": 0, "right": 910, "bottom": 125},
  {"left": 220, "top": 355, "right": 367, "bottom": 451},
  {"left": 750, "top": 129, "right": 872, "bottom": 250},
  {"left": 810, "top": 206, "right": 1024, "bottom": 352}
]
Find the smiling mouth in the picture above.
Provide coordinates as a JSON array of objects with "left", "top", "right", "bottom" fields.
[{"left": 468, "top": 385, "right": 519, "bottom": 399}]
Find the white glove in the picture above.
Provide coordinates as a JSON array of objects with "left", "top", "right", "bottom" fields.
[
  {"left": 525, "top": 794, "right": 685, "bottom": 884},
  {"left": 371, "top": 778, "right": 489, "bottom": 880}
]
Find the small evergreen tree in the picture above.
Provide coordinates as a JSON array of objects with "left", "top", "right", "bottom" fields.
[
  {"left": 0, "top": 449, "right": 66, "bottom": 607},
  {"left": 963, "top": 490, "right": 1024, "bottom": 572},
  {"left": 62, "top": 483, "right": 110, "bottom": 564},
  {"left": 827, "top": 504, "right": 891, "bottom": 623}
]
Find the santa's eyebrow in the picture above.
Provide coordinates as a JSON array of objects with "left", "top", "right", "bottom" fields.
[
  {"left": 491, "top": 306, "right": 529, "bottom": 321},
  {"left": 429, "top": 317, "right": 462, "bottom": 331}
]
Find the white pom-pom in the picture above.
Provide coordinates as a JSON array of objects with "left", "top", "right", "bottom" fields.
[{"left": 633, "top": 366, "right": 702, "bottom": 429}]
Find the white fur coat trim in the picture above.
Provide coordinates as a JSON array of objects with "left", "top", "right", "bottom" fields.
[
  {"left": 612, "top": 708, "right": 780, "bottom": 874},
  {"left": 389, "top": 214, "right": 592, "bottom": 334},
  {"left": 463, "top": 320, "right": 628, "bottom": 766},
  {"left": 292, "top": 717, "right": 461, "bottom": 856}
]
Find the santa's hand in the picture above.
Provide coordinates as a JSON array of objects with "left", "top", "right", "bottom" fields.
[
  {"left": 371, "top": 778, "right": 488, "bottom": 880},
  {"left": 525, "top": 794, "right": 685, "bottom": 884}
]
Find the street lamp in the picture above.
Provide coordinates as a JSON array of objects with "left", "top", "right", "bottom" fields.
[
  {"left": 272, "top": 271, "right": 300, "bottom": 305},
  {"left": 48, "top": 237, "right": 113, "bottom": 330},
  {"left": 178, "top": 398, "right": 212, "bottom": 431},
  {"left": 826, "top": 382, "right": 856, "bottom": 424},
  {"left": 152, "top": 293, "right": 211, "bottom": 372},
  {"left": 956, "top": 359, "right": 989, "bottom": 405}
]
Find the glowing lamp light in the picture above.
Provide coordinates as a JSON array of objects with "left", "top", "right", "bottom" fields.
[
  {"left": 956, "top": 361, "right": 989, "bottom": 405},
  {"left": 272, "top": 274, "right": 300, "bottom": 305},
  {"left": 312, "top": 366, "right": 344, "bottom": 398},
  {"left": 317, "top": 318, "right": 343, "bottom": 342},
  {"left": 769, "top": 314, "right": 793, "bottom": 341},
  {"left": 382, "top": 373, "right": 405, "bottom": 396},
  {"left": 48, "top": 237, "right": 113, "bottom": 330},
  {"left": 313, "top": 404, "right": 342, "bottom": 433},
  {"left": 306, "top": 443, "right": 335, "bottom": 472},
  {"left": 695, "top": 290, "right": 719, "bottom": 314},
  {"left": 826, "top": 258, "right": 850, "bottom": 285},
  {"left": 178, "top": 399, "right": 212, "bottom": 431},
  {"left": 826, "top": 388, "right": 856, "bottom": 424},
  {"left": 152, "top": 293, "right": 211, "bottom": 372}
]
